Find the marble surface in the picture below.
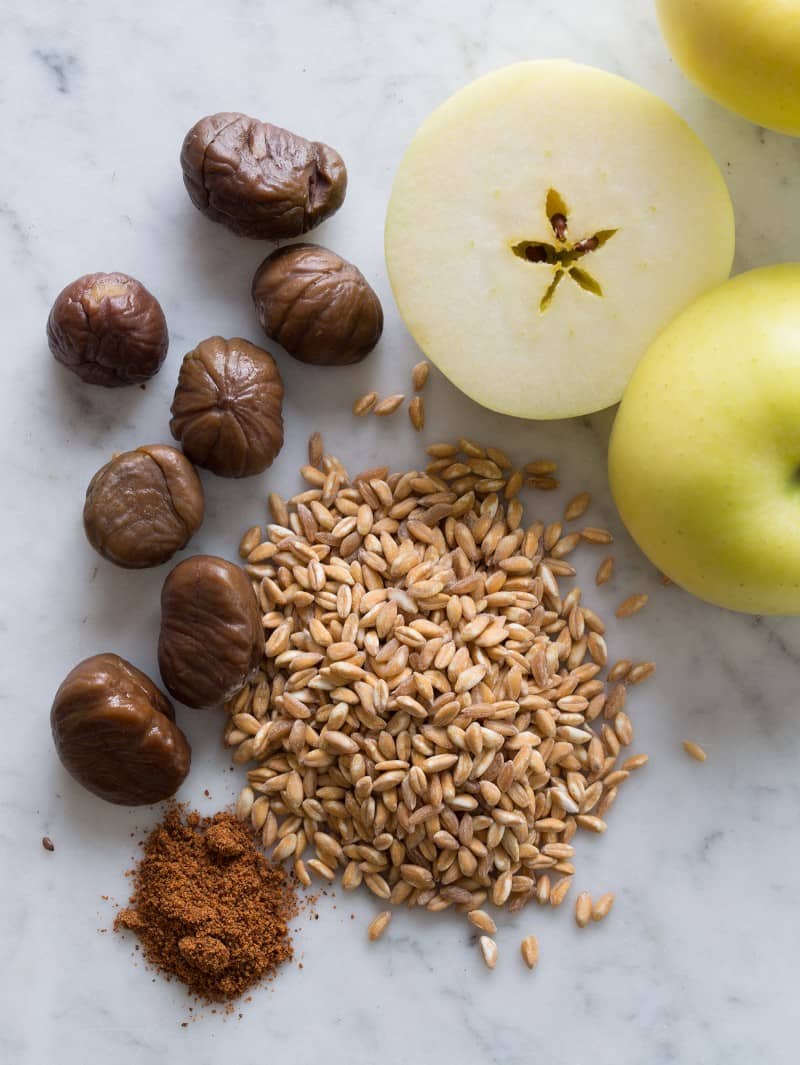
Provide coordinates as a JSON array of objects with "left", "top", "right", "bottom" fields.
[{"left": 3, "top": 1, "right": 800, "bottom": 1062}]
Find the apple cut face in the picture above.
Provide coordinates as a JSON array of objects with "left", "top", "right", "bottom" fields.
[{"left": 385, "top": 61, "right": 735, "bottom": 419}]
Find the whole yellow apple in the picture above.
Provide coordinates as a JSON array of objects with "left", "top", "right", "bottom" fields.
[
  {"left": 656, "top": 0, "right": 800, "bottom": 135},
  {"left": 609, "top": 264, "right": 800, "bottom": 614}
]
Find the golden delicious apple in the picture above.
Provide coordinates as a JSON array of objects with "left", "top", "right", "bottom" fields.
[
  {"left": 385, "top": 61, "right": 734, "bottom": 419},
  {"left": 609, "top": 264, "right": 800, "bottom": 614},
  {"left": 657, "top": 0, "right": 800, "bottom": 136}
]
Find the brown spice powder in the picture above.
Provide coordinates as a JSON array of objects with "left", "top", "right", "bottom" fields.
[{"left": 115, "top": 806, "right": 296, "bottom": 1002}]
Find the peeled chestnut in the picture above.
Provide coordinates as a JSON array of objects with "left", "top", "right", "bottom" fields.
[
  {"left": 158, "top": 554, "right": 262, "bottom": 709},
  {"left": 170, "top": 337, "right": 284, "bottom": 478},
  {"left": 83, "top": 444, "right": 204, "bottom": 568},
  {"left": 51, "top": 653, "right": 191, "bottom": 805},
  {"left": 47, "top": 272, "right": 168, "bottom": 386},
  {"left": 180, "top": 112, "right": 347, "bottom": 239},
  {"left": 252, "top": 244, "right": 383, "bottom": 366}
]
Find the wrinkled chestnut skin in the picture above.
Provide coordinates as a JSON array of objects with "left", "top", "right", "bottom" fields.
[
  {"left": 180, "top": 112, "right": 347, "bottom": 239},
  {"left": 51, "top": 654, "right": 191, "bottom": 805},
  {"left": 170, "top": 336, "right": 284, "bottom": 478},
  {"left": 47, "top": 272, "right": 168, "bottom": 386},
  {"left": 252, "top": 244, "right": 383, "bottom": 366},
  {"left": 158, "top": 555, "right": 262, "bottom": 709},
  {"left": 83, "top": 444, "right": 205, "bottom": 569}
]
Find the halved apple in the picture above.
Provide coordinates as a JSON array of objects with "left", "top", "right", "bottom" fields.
[{"left": 385, "top": 61, "right": 735, "bottom": 419}]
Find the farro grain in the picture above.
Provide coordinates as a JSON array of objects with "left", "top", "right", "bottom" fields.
[
  {"left": 564, "top": 492, "right": 591, "bottom": 522},
  {"left": 592, "top": 892, "right": 614, "bottom": 921},
  {"left": 468, "top": 909, "right": 497, "bottom": 935},
  {"left": 520, "top": 935, "right": 539, "bottom": 969},
  {"left": 411, "top": 361, "right": 430, "bottom": 392},
  {"left": 581, "top": 527, "right": 614, "bottom": 545},
  {"left": 353, "top": 391, "right": 378, "bottom": 416},
  {"left": 595, "top": 556, "right": 614, "bottom": 586},
  {"left": 409, "top": 395, "right": 425, "bottom": 431},
  {"left": 368, "top": 911, "right": 392, "bottom": 941},
  {"left": 479, "top": 936, "right": 498, "bottom": 970},
  {"left": 374, "top": 394, "right": 405, "bottom": 416},
  {"left": 575, "top": 891, "right": 592, "bottom": 927},
  {"left": 628, "top": 661, "right": 656, "bottom": 685},
  {"left": 683, "top": 740, "right": 707, "bottom": 762},
  {"left": 615, "top": 594, "right": 649, "bottom": 619},
  {"left": 308, "top": 431, "right": 324, "bottom": 467}
]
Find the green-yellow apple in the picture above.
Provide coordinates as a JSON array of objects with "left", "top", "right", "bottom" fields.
[
  {"left": 609, "top": 264, "right": 800, "bottom": 615},
  {"left": 656, "top": 0, "right": 800, "bottom": 136},
  {"left": 385, "top": 61, "right": 734, "bottom": 419}
]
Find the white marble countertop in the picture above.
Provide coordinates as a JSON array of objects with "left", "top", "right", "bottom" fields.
[{"left": 3, "top": 1, "right": 800, "bottom": 1062}]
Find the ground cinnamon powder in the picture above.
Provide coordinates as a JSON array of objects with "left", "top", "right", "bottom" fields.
[{"left": 115, "top": 806, "right": 296, "bottom": 1002}]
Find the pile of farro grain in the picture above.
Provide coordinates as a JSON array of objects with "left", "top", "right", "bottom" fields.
[{"left": 226, "top": 438, "right": 652, "bottom": 936}]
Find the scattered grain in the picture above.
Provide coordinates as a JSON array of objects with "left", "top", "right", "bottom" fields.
[
  {"left": 564, "top": 492, "right": 591, "bottom": 522},
  {"left": 595, "top": 557, "right": 614, "bottom": 586},
  {"left": 409, "top": 395, "right": 425, "bottom": 432},
  {"left": 628, "top": 661, "right": 656, "bottom": 685},
  {"left": 520, "top": 935, "right": 539, "bottom": 969},
  {"left": 615, "top": 594, "right": 649, "bottom": 619},
  {"left": 308, "top": 431, "right": 324, "bottom": 467},
  {"left": 373, "top": 394, "right": 405, "bottom": 416},
  {"left": 479, "top": 935, "right": 498, "bottom": 970},
  {"left": 683, "top": 740, "right": 707, "bottom": 763},
  {"left": 582, "top": 527, "right": 614, "bottom": 545},
  {"left": 575, "top": 891, "right": 592, "bottom": 927},
  {"left": 592, "top": 892, "right": 614, "bottom": 921},
  {"left": 368, "top": 911, "right": 392, "bottom": 941},
  {"left": 411, "top": 361, "right": 430, "bottom": 392},
  {"left": 468, "top": 909, "right": 497, "bottom": 935},
  {"left": 353, "top": 391, "right": 378, "bottom": 416}
]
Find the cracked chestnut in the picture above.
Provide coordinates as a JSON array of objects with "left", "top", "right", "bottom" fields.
[
  {"left": 252, "top": 244, "right": 383, "bottom": 366},
  {"left": 83, "top": 444, "right": 205, "bottom": 568},
  {"left": 170, "top": 336, "right": 284, "bottom": 478},
  {"left": 47, "top": 272, "right": 168, "bottom": 386},
  {"left": 180, "top": 112, "right": 347, "bottom": 239}
]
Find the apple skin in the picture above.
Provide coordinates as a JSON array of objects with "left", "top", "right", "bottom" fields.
[
  {"left": 609, "top": 264, "right": 800, "bottom": 615},
  {"left": 656, "top": 0, "right": 800, "bottom": 136}
]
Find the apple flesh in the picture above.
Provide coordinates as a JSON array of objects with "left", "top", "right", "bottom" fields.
[
  {"left": 385, "top": 61, "right": 734, "bottom": 420},
  {"left": 609, "top": 264, "right": 800, "bottom": 615},
  {"left": 657, "top": 0, "right": 800, "bottom": 136}
]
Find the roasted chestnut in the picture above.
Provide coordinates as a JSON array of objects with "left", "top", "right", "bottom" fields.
[
  {"left": 50, "top": 653, "right": 191, "bottom": 805},
  {"left": 169, "top": 336, "right": 284, "bottom": 478},
  {"left": 83, "top": 444, "right": 205, "bottom": 569},
  {"left": 251, "top": 244, "right": 383, "bottom": 366},
  {"left": 47, "top": 272, "right": 168, "bottom": 386},
  {"left": 158, "top": 554, "right": 262, "bottom": 709},
  {"left": 180, "top": 112, "right": 347, "bottom": 239}
]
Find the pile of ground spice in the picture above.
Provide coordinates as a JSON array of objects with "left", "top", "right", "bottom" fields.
[{"left": 115, "top": 806, "right": 296, "bottom": 1002}]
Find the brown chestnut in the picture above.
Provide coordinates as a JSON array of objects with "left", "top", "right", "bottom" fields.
[
  {"left": 47, "top": 272, "right": 168, "bottom": 386},
  {"left": 169, "top": 336, "right": 284, "bottom": 478},
  {"left": 252, "top": 244, "right": 383, "bottom": 366},
  {"left": 83, "top": 444, "right": 205, "bottom": 569},
  {"left": 180, "top": 112, "right": 347, "bottom": 239},
  {"left": 158, "top": 555, "right": 262, "bottom": 709},
  {"left": 51, "top": 653, "right": 191, "bottom": 805}
]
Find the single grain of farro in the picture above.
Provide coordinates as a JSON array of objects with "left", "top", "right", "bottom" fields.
[{"left": 520, "top": 935, "right": 539, "bottom": 969}]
